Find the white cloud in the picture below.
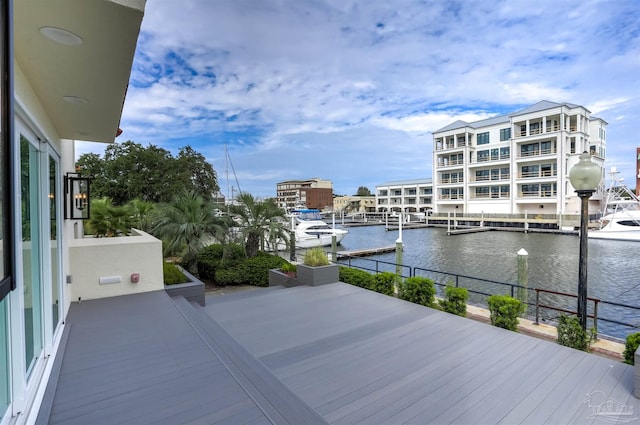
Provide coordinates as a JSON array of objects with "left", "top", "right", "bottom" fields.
[{"left": 106, "top": 0, "right": 640, "bottom": 197}]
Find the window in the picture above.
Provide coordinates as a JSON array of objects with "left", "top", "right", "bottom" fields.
[
  {"left": 475, "top": 170, "right": 489, "bottom": 181},
  {"left": 477, "top": 132, "right": 490, "bottom": 145},
  {"left": 477, "top": 150, "right": 489, "bottom": 162},
  {"left": 491, "top": 149, "right": 499, "bottom": 161},
  {"left": 500, "top": 128, "right": 511, "bottom": 141},
  {"left": 500, "top": 147, "right": 510, "bottom": 159}
]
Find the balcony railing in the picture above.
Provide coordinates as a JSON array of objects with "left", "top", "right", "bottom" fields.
[
  {"left": 518, "top": 147, "right": 556, "bottom": 158},
  {"left": 439, "top": 194, "right": 464, "bottom": 200},
  {"left": 471, "top": 192, "right": 510, "bottom": 199},
  {"left": 514, "top": 124, "right": 561, "bottom": 138},
  {"left": 471, "top": 175, "right": 510, "bottom": 182},
  {"left": 440, "top": 177, "right": 464, "bottom": 184},
  {"left": 519, "top": 190, "right": 557, "bottom": 198},
  {"left": 470, "top": 153, "right": 510, "bottom": 163},
  {"left": 518, "top": 170, "right": 557, "bottom": 179},
  {"left": 437, "top": 158, "right": 464, "bottom": 167}
]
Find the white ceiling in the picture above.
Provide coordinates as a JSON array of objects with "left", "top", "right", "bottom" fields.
[{"left": 14, "top": 0, "right": 145, "bottom": 143}]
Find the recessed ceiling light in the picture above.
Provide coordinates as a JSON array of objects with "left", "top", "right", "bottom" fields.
[
  {"left": 63, "top": 96, "right": 89, "bottom": 104},
  {"left": 40, "top": 27, "right": 83, "bottom": 46}
]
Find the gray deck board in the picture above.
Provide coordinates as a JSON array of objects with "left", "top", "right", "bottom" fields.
[
  {"left": 45, "top": 291, "right": 275, "bottom": 425},
  {"left": 203, "top": 282, "right": 640, "bottom": 425},
  {"left": 40, "top": 282, "right": 640, "bottom": 425}
]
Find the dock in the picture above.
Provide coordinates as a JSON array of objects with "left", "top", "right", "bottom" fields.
[
  {"left": 447, "top": 227, "right": 492, "bottom": 235},
  {"left": 336, "top": 245, "right": 397, "bottom": 258}
]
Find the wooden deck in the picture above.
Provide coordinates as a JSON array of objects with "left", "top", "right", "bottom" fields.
[{"left": 37, "top": 284, "right": 640, "bottom": 424}]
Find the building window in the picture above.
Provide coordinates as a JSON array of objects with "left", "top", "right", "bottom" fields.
[
  {"left": 477, "top": 150, "right": 489, "bottom": 162},
  {"left": 499, "top": 128, "right": 511, "bottom": 141},
  {"left": 477, "top": 132, "right": 490, "bottom": 145},
  {"left": 475, "top": 170, "right": 489, "bottom": 181}
]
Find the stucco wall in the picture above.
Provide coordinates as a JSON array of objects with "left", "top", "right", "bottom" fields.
[{"left": 68, "top": 229, "right": 164, "bottom": 301}]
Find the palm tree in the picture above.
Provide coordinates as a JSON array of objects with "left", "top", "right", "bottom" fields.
[
  {"left": 85, "top": 198, "right": 134, "bottom": 237},
  {"left": 128, "top": 199, "right": 155, "bottom": 232},
  {"left": 151, "top": 190, "right": 228, "bottom": 270},
  {"left": 229, "top": 192, "right": 289, "bottom": 257}
]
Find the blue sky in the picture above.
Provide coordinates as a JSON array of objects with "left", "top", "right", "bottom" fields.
[{"left": 78, "top": 0, "right": 640, "bottom": 198}]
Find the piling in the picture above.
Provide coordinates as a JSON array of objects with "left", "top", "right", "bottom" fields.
[{"left": 517, "top": 248, "right": 528, "bottom": 303}]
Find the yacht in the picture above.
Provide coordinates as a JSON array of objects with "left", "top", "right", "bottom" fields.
[
  {"left": 589, "top": 168, "right": 640, "bottom": 241},
  {"left": 287, "top": 208, "right": 348, "bottom": 249}
]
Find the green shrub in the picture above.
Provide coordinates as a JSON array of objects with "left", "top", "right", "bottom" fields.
[
  {"left": 215, "top": 252, "right": 288, "bottom": 287},
  {"left": 487, "top": 295, "right": 525, "bottom": 331},
  {"left": 623, "top": 332, "right": 640, "bottom": 364},
  {"left": 196, "top": 243, "right": 246, "bottom": 282},
  {"left": 163, "top": 262, "right": 188, "bottom": 285},
  {"left": 214, "top": 268, "right": 243, "bottom": 286},
  {"left": 439, "top": 285, "right": 468, "bottom": 317},
  {"left": 371, "top": 272, "right": 398, "bottom": 296},
  {"left": 556, "top": 315, "right": 596, "bottom": 351},
  {"left": 339, "top": 266, "right": 375, "bottom": 290},
  {"left": 398, "top": 276, "right": 435, "bottom": 307}
]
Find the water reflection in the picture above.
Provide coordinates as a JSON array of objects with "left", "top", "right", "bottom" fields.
[{"left": 337, "top": 225, "right": 640, "bottom": 339}]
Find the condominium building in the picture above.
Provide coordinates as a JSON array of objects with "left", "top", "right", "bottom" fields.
[
  {"left": 432, "top": 101, "right": 607, "bottom": 215},
  {"left": 333, "top": 196, "right": 376, "bottom": 213},
  {"left": 276, "top": 178, "right": 334, "bottom": 211},
  {"left": 375, "top": 178, "right": 433, "bottom": 213}
]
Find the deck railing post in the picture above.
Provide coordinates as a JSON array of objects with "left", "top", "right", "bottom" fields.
[
  {"left": 593, "top": 299, "right": 598, "bottom": 336},
  {"left": 534, "top": 289, "right": 540, "bottom": 325}
]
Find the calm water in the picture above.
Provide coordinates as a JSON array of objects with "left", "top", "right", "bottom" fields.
[{"left": 334, "top": 224, "right": 640, "bottom": 339}]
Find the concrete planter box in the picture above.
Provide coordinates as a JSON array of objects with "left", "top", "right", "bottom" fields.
[
  {"left": 164, "top": 268, "right": 205, "bottom": 306},
  {"left": 268, "top": 269, "right": 300, "bottom": 287},
  {"left": 296, "top": 263, "right": 339, "bottom": 286}
]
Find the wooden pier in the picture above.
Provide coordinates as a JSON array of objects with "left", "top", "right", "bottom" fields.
[{"left": 336, "top": 245, "right": 397, "bottom": 258}]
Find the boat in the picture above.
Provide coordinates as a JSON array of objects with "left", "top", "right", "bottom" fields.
[
  {"left": 285, "top": 208, "right": 348, "bottom": 249},
  {"left": 588, "top": 167, "right": 640, "bottom": 241}
]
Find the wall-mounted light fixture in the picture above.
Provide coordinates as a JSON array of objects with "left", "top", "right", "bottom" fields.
[{"left": 64, "top": 172, "right": 92, "bottom": 219}]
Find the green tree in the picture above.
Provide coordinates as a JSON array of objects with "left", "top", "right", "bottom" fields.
[
  {"left": 75, "top": 141, "right": 219, "bottom": 205},
  {"left": 151, "top": 191, "right": 228, "bottom": 270},
  {"left": 229, "top": 192, "right": 289, "bottom": 257},
  {"left": 356, "top": 186, "right": 372, "bottom": 196},
  {"left": 175, "top": 146, "right": 218, "bottom": 201}
]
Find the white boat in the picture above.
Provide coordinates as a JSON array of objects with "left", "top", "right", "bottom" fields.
[
  {"left": 589, "top": 168, "right": 640, "bottom": 241},
  {"left": 285, "top": 209, "right": 348, "bottom": 249}
]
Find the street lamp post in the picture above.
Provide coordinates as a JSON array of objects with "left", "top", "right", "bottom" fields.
[{"left": 568, "top": 152, "right": 601, "bottom": 329}]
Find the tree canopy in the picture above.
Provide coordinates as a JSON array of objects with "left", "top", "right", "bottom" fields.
[
  {"left": 356, "top": 186, "right": 372, "bottom": 196},
  {"left": 76, "top": 141, "right": 219, "bottom": 205}
]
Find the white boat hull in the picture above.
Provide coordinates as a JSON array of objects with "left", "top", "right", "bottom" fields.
[
  {"left": 294, "top": 230, "right": 347, "bottom": 248},
  {"left": 588, "top": 230, "right": 640, "bottom": 241}
]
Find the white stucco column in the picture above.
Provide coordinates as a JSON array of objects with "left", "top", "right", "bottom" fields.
[{"left": 542, "top": 116, "right": 546, "bottom": 133}]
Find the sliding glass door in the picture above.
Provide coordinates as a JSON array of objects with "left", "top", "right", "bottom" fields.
[{"left": 20, "top": 134, "right": 43, "bottom": 376}]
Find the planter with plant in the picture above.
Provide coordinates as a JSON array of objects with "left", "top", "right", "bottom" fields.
[
  {"left": 163, "top": 261, "right": 205, "bottom": 306},
  {"left": 297, "top": 247, "right": 339, "bottom": 286},
  {"left": 268, "top": 262, "right": 300, "bottom": 287}
]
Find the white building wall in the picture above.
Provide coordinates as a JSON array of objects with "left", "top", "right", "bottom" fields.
[{"left": 432, "top": 102, "right": 606, "bottom": 216}]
